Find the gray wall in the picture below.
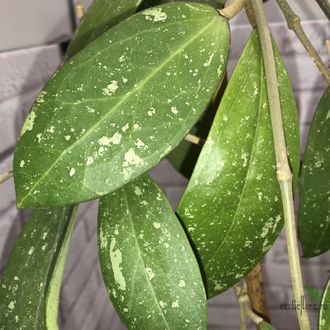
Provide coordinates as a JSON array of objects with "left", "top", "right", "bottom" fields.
[{"left": 0, "top": 1, "right": 329, "bottom": 329}]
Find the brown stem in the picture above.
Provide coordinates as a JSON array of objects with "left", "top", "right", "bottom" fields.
[
  {"left": 245, "top": 263, "right": 271, "bottom": 329},
  {"left": 276, "top": 0, "right": 330, "bottom": 85},
  {"left": 0, "top": 170, "right": 13, "bottom": 185}
]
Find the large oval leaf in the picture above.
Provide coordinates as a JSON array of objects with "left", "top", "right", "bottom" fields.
[
  {"left": 65, "top": 0, "right": 143, "bottom": 59},
  {"left": 98, "top": 174, "right": 207, "bottom": 329},
  {"left": 299, "top": 87, "right": 330, "bottom": 258},
  {"left": 177, "top": 30, "right": 300, "bottom": 297},
  {"left": 0, "top": 207, "right": 77, "bottom": 329},
  {"left": 140, "top": 0, "right": 226, "bottom": 10},
  {"left": 14, "top": 3, "right": 229, "bottom": 209},
  {"left": 319, "top": 276, "right": 330, "bottom": 330}
]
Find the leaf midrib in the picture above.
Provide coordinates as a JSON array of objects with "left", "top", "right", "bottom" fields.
[
  {"left": 204, "top": 55, "right": 265, "bottom": 271},
  {"left": 19, "top": 17, "right": 217, "bottom": 207},
  {"left": 122, "top": 189, "right": 171, "bottom": 330}
]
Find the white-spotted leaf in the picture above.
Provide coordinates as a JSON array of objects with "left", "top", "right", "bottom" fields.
[
  {"left": 98, "top": 174, "right": 207, "bottom": 330},
  {"left": 14, "top": 3, "right": 229, "bottom": 208},
  {"left": 177, "top": 31, "right": 300, "bottom": 297},
  {"left": 0, "top": 207, "right": 77, "bottom": 329}
]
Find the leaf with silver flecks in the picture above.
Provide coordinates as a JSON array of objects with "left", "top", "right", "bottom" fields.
[
  {"left": 98, "top": 174, "right": 207, "bottom": 330},
  {"left": 319, "top": 277, "right": 330, "bottom": 330},
  {"left": 0, "top": 207, "right": 77, "bottom": 329},
  {"left": 65, "top": 0, "right": 143, "bottom": 59},
  {"left": 299, "top": 87, "right": 330, "bottom": 258},
  {"left": 177, "top": 30, "right": 300, "bottom": 297},
  {"left": 140, "top": 0, "right": 226, "bottom": 11},
  {"left": 14, "top": 3, "right": 229, "bottom": 209}
]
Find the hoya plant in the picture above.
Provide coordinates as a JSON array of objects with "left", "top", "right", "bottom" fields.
[{"left": 0, "top": 0, "right": 329, "bottom": 329}]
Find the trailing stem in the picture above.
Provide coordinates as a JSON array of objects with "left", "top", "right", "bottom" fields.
[
  {"left": 276, "top": 0, "right": 330, "bottom": 85},
  {"left": 250, "top": 0, "right": 311, "bottom": 329},
  {"left": 315, "top": 0, "right": 330, "bottom": 20},
  {"left": 0, "top": 171, "right": 13, "bottom": 185}
]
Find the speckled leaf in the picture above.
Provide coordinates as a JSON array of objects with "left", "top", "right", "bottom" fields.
[
  {"left": 98, "top": 174, "right": 207, "bottom": 330},
  {"left": 14, "top": 3, "right": 229, "bottom": 209},
  {"left": 0, "top": 207, "right": 77, "bottom": 329},
  {"left": 299, "top": 87, "right": 330, "bottom": 258},
  {"left": 319, "top": 276, "right": 330, "bottom": 330},
  {"left": 177, "top": 31, "right": 300, "bottom": 297},
  {"left": 65, "top": 0, "right": 143, "bottom": 59}
]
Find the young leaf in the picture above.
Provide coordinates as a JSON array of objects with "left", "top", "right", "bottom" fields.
[
  {"left": 0, "top": 206, "right": 77, "bottom": 329},
  {"left": 177, "top": 30, "right": 300, "bottom": 297},
  {"left": 14, "top": 3, "right": 230, "bottom": 209},
  {"left": 319, "top": 276, "right": 330, "bottom": 330},
  {"left": 65, "top": 0, "right": 143, "bottom": 59},
  {"left": 98, "top": 174, "right": 207, "bottom": 330},
  {"left": 259, "top": 320, "right": 276, "bottom": 330},
  {"left": 299, "top": 87, "right": 330, "bottom": 258}
]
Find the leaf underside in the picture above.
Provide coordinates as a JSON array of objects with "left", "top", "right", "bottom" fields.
[
  {"left": 177, "top": 30, "right": 300, "bottom": 297},
  {"left": 14, "top": 3, "right": 229, "bottom": 209},
  {"left": 98, "top": 174, "right": 207, "bottom": 330},
  {"left": 0, "top": 207, "right": 76, "bottom": 329},
  {"left": 319, "top": 277, "right": 330, "bottom": 329},
  {"left": 299, "top": 87, "right": 330, "bottom": 258}
]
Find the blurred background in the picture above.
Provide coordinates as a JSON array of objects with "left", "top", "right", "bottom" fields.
[{"left": 0, "top": 0, "right": 329, "bottom": 329}]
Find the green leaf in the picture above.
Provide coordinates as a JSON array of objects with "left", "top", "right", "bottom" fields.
[
  {"left": 98, "top": 174, "right": 207, "bottom": 330},
  {"left": 177, "top": 30, "right": 300, "bottom": 297},
  {"left": 319, "top": 276, "right": 330, "bottom": 330},
  {"left": 14, "top": 3, "right": 229, "bottom": 209},
  {"left": 259, "top": 320, "right": 276, "bottom": 330},
  {"left": 0, "top": 207, "right": 77, "bottom": 329},
  {"left": 167, "top": 77, "right": 227, "bottom": 178},
  {"left": 299, "top": 87, "right": 330, "bottom": 258},
  {"left": 65, "top": 0, "right": 143, "bottom": 59}
]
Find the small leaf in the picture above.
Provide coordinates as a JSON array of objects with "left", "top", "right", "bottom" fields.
[
  {"left": 177, "top": 30, "right": 300, "bottom": 297},
  {"left": 14, "top": 3, "right": 230, "bottom": 209},
  {"left": 65, "top": 0, "right": 143, "bottom": 59},
  {"left": 0, "top": 207, "right": 77, "bottom": 329},
  {"left": 319, "top": 277, "right": 330, "bottom": 330},
  {"left": 98, "top": 174, "right": 207, "bottom": 330},
  {"left": 259, "top": 320, "right": 276, "bottom": 330},
  {"left": 299, "top": 87, "right": 330, "bottom": 258}
]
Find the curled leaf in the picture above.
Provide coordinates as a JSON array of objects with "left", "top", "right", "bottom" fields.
[{"left": 0, "top": 207, "right": 77, "bottom": 329}]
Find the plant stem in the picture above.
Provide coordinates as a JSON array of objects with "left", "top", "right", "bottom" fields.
[
  {"left": 185, "top": 133, "right": 204, "bottom": 146},
  {"left": 276, "top": 0, "right": 330, "bottom": 85},
  {"left": 0, "top": 171, "right": 13, "bottom": 185},
  {"left": 315, "top": 0, "right": 330, "bottom": 20},
  {"left": 250, "top": 0, "right": 311, "bottom": 329},
  {"left": 233, "top": 280, "right": 249, "bottom": 330},
  {"left": 219, "top": 0, "right": 246, "bottom": 19},
  {"left": 245, "top": 263, "right": 271, "bottom": 328},
  {"left": 76, "top": 0, "right": 85, "bottom": 21}
]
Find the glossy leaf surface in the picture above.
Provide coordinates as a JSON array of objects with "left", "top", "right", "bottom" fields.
[
  {"left": 299, "top": 87, "right": 330, "bottom": 258},
  {"left": 177, "top": 31, "right": 300, "bottom": 297},
  {"left": 319, "top": 277, "right": 330, "bottom": 330},
  {"left": 65, "top": 0, "right": 143, "bottom": 59},
  {"left": 0, "top": 207, "right": 77, "bottom": 329},
  {"left": 98, "top": 174, "right": 207, "bottom": 330},
  {"left": 14, "top": 3, "right": 229, "bottom": 209}
]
